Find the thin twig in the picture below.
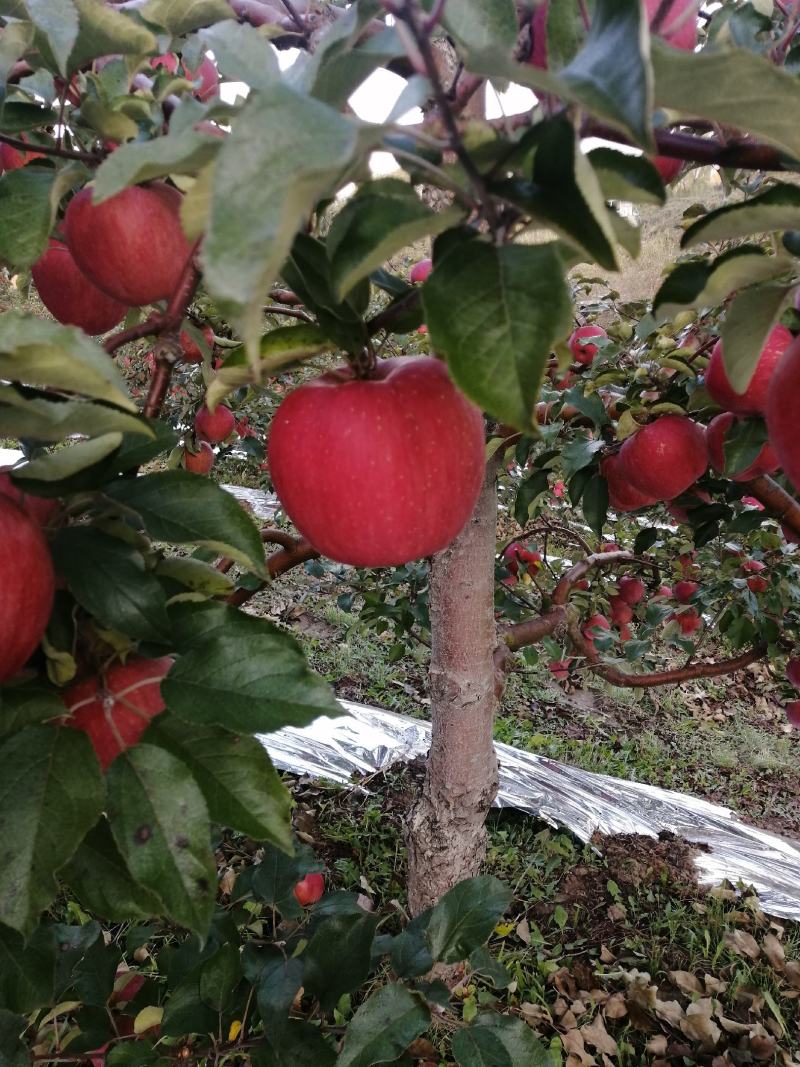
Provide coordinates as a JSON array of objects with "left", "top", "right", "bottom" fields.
[{"left": 0, "top": 131, "right": 100, "bottom": 164}]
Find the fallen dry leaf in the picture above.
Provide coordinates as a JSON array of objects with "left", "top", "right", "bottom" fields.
[
  {"left": 654, "top": 998, "right": 684, "bottom": 1027},
  {"left": 603, "top": 992, "right": 627, "bottom": 1020},
  {"left": 580, "top": 1013, "right": 618, "bottom": 1056},
  {"left": 724, "top": 929, "right": 761, "bottom": 959},
  {"left": 681, "top": 999, "right": 721, "bottom": 1048},
  {"left": 669, "top": 970, "right": 703, "bottom": 995},
  {"left": 646, "top": 1035, "right": 668, "bottom": 1055},
  {"left": 762, "top": 932, "right": 785, "bottom": 969}
]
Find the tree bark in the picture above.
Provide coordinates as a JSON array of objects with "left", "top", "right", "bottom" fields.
[{"left": 405, "top": 460, "right": 500, "bottom": 915}]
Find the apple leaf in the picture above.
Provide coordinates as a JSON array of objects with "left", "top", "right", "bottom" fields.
[
  {"left": 11, "top": 434, "right": 123, "bottom": 487},
  {"left": 453, "top": 1014, "right": 557, "bottom": 1067},
  {"left": 144, "top": 714, "right": 293, "bottom": 850},
  {"left": 0, "top": 313, "right": 135, "bottom": 410},
  {"left": 24, "top": 0, "right": 78, "bottom": 76},
  {"left": 0, "top": 927, "right": 54, "bottom": 1014},
  {"left": 425, "top": 876, "right": 511, "bottom": 964},
  {"left": 60, "top": 819, "right": 163, "bottom": 922},
  {"left": 103, "top": 470, "right": 267, "bottom": 577},
  {"left": 441, "top": 0, "right": 518, "bottom": 53},
  {"left": 589, "top": 147, "right": 665, "bottom": 206},
  {"left": 51, "top": 527, "right": 171, "bottom": 643},
  {"left": 106, "top": 744, "right": 216, "bottom": 936},
  {"left": 201, "top": 82, "right": 362, "bottom": 363},
  {"left": 682, "top": 183, "right": 800, "bottom": 247},
  {"left": 653, "top": 43, "right": 800, "bottom": 161},
  {"left": 93, "top": 126, "right": 223, "bottom": 202},
  {"left": 0, "top": 725, "right": 105, "bottom": 935},
  {"left": 336, "top": 986, "right": 430, "bottom": 1067},
  {"left": 327, "top": 179, "right": 464, "bottom": 301},
  {"left": 0, "top": 20, "right": 35, "bottom": 93},
  {"left": 0, "top": 102, "right": 55, "bottom": 131},
  {"left": 423, "top": 235, "right": 573, "bottom": 430},
  {"left": 163, "top": 603, "right": 342, "bottom": 733},
  {"left": 720, "top": 282, "right": 794, "bottom": 394},
  {"left": 0, "top": 168, "right": 54, "bottom": 269},
  {"left": 0, "top": 681, "right": 63, "bottom": 740},
  {"left": 138, "top": 0, "right": 233, "bottom": 35},
  {"left": 258, "top": 1021, "right": 336, "bottom": 1067},
  {"left": 0, "top": 386, "right": 154, "bottom": 443},
  {"left": 199, "top": 20, "right": 278, "bottom": 89},
  {"left": 654, "top": 247, "right": 793, "bottom": 316},
  {"left": 302, "top": 911, "right": 378, "bottom": 1011},
  {"left": 68, "top": 0, "right": 157, "bottom": 68}
]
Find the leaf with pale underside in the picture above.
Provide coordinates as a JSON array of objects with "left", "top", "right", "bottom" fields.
[{"left": 720, "top": 283, "right": 793, "bottom": 393}]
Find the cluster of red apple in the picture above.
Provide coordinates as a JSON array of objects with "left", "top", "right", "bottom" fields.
[
  {"left": 183, "top": 400, "right": 236, "bottom": 475},
  {"left": 501, "top": 541, "right": 543, "bottom": 586}
]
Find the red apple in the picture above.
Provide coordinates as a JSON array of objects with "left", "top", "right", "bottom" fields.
[
  {"left": 548, "top": 659, "right": 572, "bottom": 681},
  {"left": 674, "top": 579, "right": 699, "bottom": 603},
  {"left": 183, "top": 441, "right": 215, "bottom": 474},
  {"left": 707, "top": 325, "right": 792, "bottom": 416},
  {"left": 656, "top": 585, "right": 673, "bottom": 598},
  {"left": 573, "top": 578, "right": 590, "bottom": 591},
  {"left": 180, "top": 324, "right": 215, "bottom": 364},
  {"left": 63, "top": 183, "right": 193, "bottom": 307},
  {"left": 706, "top": 412, "right": 778, "bottom": 481},
  {"left": 766, "top": 335, "right": 800, "bottom": 494},
  {"left": 528, "top": 2, "right": 549, "bottom": 69},
  {"left": 786, "top": 701, "right": 800, "bottom": 728},
  {"left": 62, "top": 656, "right": 173, "bottom": 770},
  {"left": 746, "top": 575, "right": 768, "bottom": 593},
  {"left": 672, "top": 608, "right": 701, "bottom": 635},
  {"left": 195, "top": 403, "right": 235, "bottom": 443},
  {"left": 609, "top": 595, "right": 634, "bottom": 625},
  {"left": 0, "top": 497, "right": 55, "bottom": 682},
  {"left": 617, "top": 415, "right": 707, "bottom": 501},
  {"left": 653, "top": 155, "right": 682, "bottom": 184},
  {"left": 581, "top": 613, "right": 611, "bottom": 653},
  {"left": 643, "top": 0, "right": 698, "bottom": 49},
  {"left": 741, "top": 559, "right": 766, "bottom": 573},
  {"left": 569, "top": 324, "right": 607, "bottom": 365},
  {"left": 0, "top": 137, "right": 44, "bottom": 171},
  {"left": 601, "top": 542, "right": 621, "bottom": 553},
  {"left": 601, "top": 455, "right": 658, "bottom": 512},
  {"left": 787, "top": 658, "right": 800, "bottom": 689},
  {"left": 0, "top": 469, "right": 60, "bottom": 526},
  {"left": 618, "top": 623, "right": 633, "bottom": 642},
  {"left": 618, "top": 576, "right": 645, "bottom": 604},
  {"left": 267, "top": 357, "right": 485, "bottom": 567},
  {"left": 32, "top": 239, "right": 129, "bottom": 336},
  {"left": 409, "top": 258, "right": 432, "bottom": 284},
  {"left": 293, "top": 872, "right": 324, "bottom": 906},
  {"left": 667, "top": 488, "right": 712, "bottom": 524},
  {"left": 152, "top": 53, "right": 219, "bottom": 101}
]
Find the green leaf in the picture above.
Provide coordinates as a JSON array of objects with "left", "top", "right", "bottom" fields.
[
  {"left": 52, "top": 527, "right": 171, "bottom": 643},
  {"left": 514, "top": 469, "right": 550, "bottom": 525},
  {"left": 0, "top": 725, "right": 104, "bottom": 934},
  {"left": 283, "top": 233, "right": 369, "bottom": 355},
  {"left": 682, "top": 183, "right": 800, "bottom": 247},
  {"left": 424, "top": 237, "right": 573, "bottom": 430},
  {"left": 0, "top": 681, "right": 63, "bottom": 740},
  {"left": 107, "top": 744, "right": 216, "bottom": 936},
  {"left": 162, "top": 605, "right": 341, "bottom": 733},
  {"left": 139, "top": 0, "right": 233, "bottom": 34},
  {"left": 337, "top": 985, "right": 430, "bottom": 1067},
  {"left": 723, "top": 417, "right": 769, "bottom": 476},
  {"left": 69, "top": 0, "right": 158, "bottom": 68},
  {"left": 0, "top": 102, "right": 55, "bottom": 132},
  {"left": 0, "top": 312, "right": 134, "bottom": 409},
  {"left": 103, "top": 470, "right": 267, "bottom": 577},
  {"left": 155, "top": 556, "right": 234, "bottom": 598},
  {"left": 302, "top": 912, "right": 378, "bottom": 1012},
  {"left": 145, "top": 714, "right": 293, "bottom": 849},
  {"left": 327, "top": 179, "right": 463, "bottom": 301},
  {"left": 452, "top": 1013, "right": 558, "bottom": 1067},
  {"left": 442, "top": 0, "right": 517, "bottom": 53},
  {"left": 60, "top": 819, "right": 163, "bottom": 922},
  {"left": 254, "top": 1021, "right": 335, "bottom": 1067},
  {"left": 0, "top": 386, "right": 153, "bottom": 443},
  {"left": 201, "top": 82, "right": 361, "bottom": 360},
  {"left": 248, "top": 839, "right": 319, "bottom": 915},
  {"left": 199, "top": 943, "right": 240, "bottom": 1012},
  {"left": 545, "top": 0, "right": 581, "bottom": 70},
  {"left": 93, "top": 126, "right": 222, "bottom": 202},
  {"left": 0, "top": 168, "right": 53, "bottom": 270},
  {"left": 199, "top": 20, "right": 278, "bottom": 89},
  {"left": 12, "top": 433, "right": 123, "bottom": 486},
  {"left": 390, "top": 913, "right": 434, "bottom": 979},
  {"left": 653, "top": 42, "right": 800, "bottom": 161},
  {"left": 255, "top": 949, "right": 304, "bottom": 1034},
  {"left": 0, "top": 927, "right": 53, "bottom": 1014},
  {"left": 425, "top": 876, "right": 511, "bottom": 965},
  {"left": 0, "top": 1010, "right": 29, "bottom": 1067},
  {"left": 720, "top": 283, "right": 793, "bottom": 393},
  {"left": 654, "top": 247, "right": 793, "bottom": 316},
  {"left": 26, "top": 0, "right": 79, "bottom": 76},
  {"left": 589, "top": 147, "right": 665, "bottom": 206},
  {"left": 561, "top": 434, "right": 604, "bottom": 477},
  {"left": 582, "top": 473, "right": 609, "bottom": 538}
]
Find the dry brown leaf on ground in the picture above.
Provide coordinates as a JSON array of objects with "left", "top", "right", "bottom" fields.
[
  {"left": 654, "top": 997, "right": 684, "bottom": 1027},
  {"left": 723, "top": 929, "right": 761, "bottom": 959},
  {"left": 562, "top": 1027, "right": 596, "bottom": 1065},
  {"left": 646, "top": 1035, "right": 668, "bottom": 1055},
  {"left": 680, "top": 999, "right": 722, "bottom": 1048},
  {"left": 668, "top": 970, "right": 703, "bottom": 995},
  {"left": 580, "top": 1013, "right": 618, "bottom": 1056},
  {"left": 603, "top": 992, "right": 627, "bottom": 1020},
  {"left": 762, "top": 932, "right": 786, "bottom": 969}
]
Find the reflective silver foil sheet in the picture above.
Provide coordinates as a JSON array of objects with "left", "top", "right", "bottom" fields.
[{"left": 260, "top": 701, "right": 800, "bottom": 920}]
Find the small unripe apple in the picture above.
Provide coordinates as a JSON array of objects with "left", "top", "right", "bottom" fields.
[
  {"left": 653, "top": 155, "right": 682, "bottom": 184},
  {"left": 409, "top": 258, "right": 432, "bottom": 284},
  {"left": 0, "top": 497, "right": 55, "bottom": 682},
  {"left": 618, "top": 576, "right": 645, "bottom": 605},
  {"left": 618, "top": 415, "right": 707, "bottom": 502},
  {"left": 180, "top": 325, "right": 215, "bottom": 364},
  {"left": 195, "top": 403, "right": 235, "bottom": 443},
  {"left": 673, "top": 579, "right": 699, "bottom": 603},
  {"left": 601, "top": 455, "right": 658, "bottom": 512},
  {"left": 183, "top": 441, "right": 215, "bottom": 474},
  {"left": 706, "top": 412, "right": 778, "bottom": 480},
  {"left": 609, "top": 595, "right": 634, "bottom": 625},
  {"left": 707, "top": 325, "right": 792, "bottom": 415},
  {"left": 62, "top": 656, "right": 173, "bottom": 770},
  {"left": 32, "top": 239, "right": 129, "bottom": 335},
  {"left": 64, "top": 182, "right": 193, "bottom": 307},
  {"left": 267, "top": 357, "right": 485, "bottom": 567},
  {"left": 293, "top": 872, "right": 324, "bottom": 906},
  {"left": 569, "top": 324, "right": 607, "bottom": 366}
]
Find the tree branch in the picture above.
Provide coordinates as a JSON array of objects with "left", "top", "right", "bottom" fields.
[
  {"left": 227, "top": 538, "right": 319, "bottom": 606},
  {"left": 105, "top": 251, "right": 201, "bottom": 357},
  {"left": 0, "top": 132, "right": 100, "bottom": 164},
  {"left": 743, "top": 474, "right": 800, "bottom": 537}
]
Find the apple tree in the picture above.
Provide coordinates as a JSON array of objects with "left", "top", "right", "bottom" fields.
[{"left": 2, "top": 0, "right": 800, "bottom": 1059}]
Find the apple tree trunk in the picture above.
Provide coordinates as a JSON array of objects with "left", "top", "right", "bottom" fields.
[{"left": 406, "top": 459, "right": 500, "bottom": 915}]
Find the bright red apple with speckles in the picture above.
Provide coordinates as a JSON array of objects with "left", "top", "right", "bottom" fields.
[
  {"left": 0, "top": 497, "right": 55, "bottom": 682},
  {"left": 267, "top": 357, "right": 485, "bottom": 567},
  {"left": 707, "top": 325, "right": 792, "bottom": 416},
  {"left": 195, "top": 403, "right": 235, "bottom": 443},
  {"left": 617, "top": 415, "right": 707, "bottom": 501},
  {"left": 569, "top": 324, "right": 607, "bottom": 365},
  {"left": 293, "top": 872, "right": 324, "bottom": 906},
  {"left": 32, "top": 240, "right": 129, "bottom": 335},
  {"left": 672, "top": 608, "right": 701, "bottom": 635},
  {"left": 62, "top": 656, "right": 173, "bottom": 770},
  {"left": 674, "top": 579, "right": 699, "bottom": 603},
  {"left": 64, "top": 182, "right": 193, "bottom": 306}
]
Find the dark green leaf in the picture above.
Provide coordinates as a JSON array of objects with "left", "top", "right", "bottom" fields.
[
  {"left": 561, "top": 435, "right": 603, "bottom": 477},
  {"left": 723, "top": 417, "right": 770, "bottom": 476},
  {"left": 452, "top": 1013, "right": 558, "bottom": 1067},
  {"left": 0, "top": 168, "right": 53, "bottom": 270},
  {"left": 26, "top": 0, "right": 79, "bottom": 75},
  {"left": 302, "top": 912, "right": 378, "bottom": 1011},
  {"left": 469, "top": 947, "right": 512, "bottom": 989},
  {"left": 68, "top": 0, "right": 157, "bottom": 69},
  {"left": 0, "top": 1010, "right": 28, "bottom": 1067},
  {"left": 425, "top": 876, "right": 511, "bottom": 965},
  {"left": 682, "top": 183, "right": 800, "bottom": 247},
  {"left": 514, "top": 469, "right": 550, "bottom": 525},
  {"left": 337, "top": 985, "right": 430, "bottom": 1067},
  {"left": 589, "top": 147, "right": 664, "bottom": 206},
  {"left": 442, "top": 0, "right": 517, "bottom": 53},
  {"left": 720, "top": 283, "right": 792, "bottom": 393},
  {"left": 253, "top": 1021, "right": 335, "bottom": 1067},
  {"left": 160, "top": 974, "right": 218, "bottom": 1037},
  {"left": 199, "top": 20, "right": 278, "bottom": 88},
  {"left": 139, "top": 0, "right": 232, "bottom": 34},
  {"left": 0, "top": 926, "right": 53, "bottom": 1014},
  {"left": 0, "top": 725, "right": 104, "bottom": 934},
  {"left": 0, "top": 681, "right": 62, "bottom": 739},
  {"left": 256, "top": 949, "right": 304, "bottom": 1033},
  {"left": 107, "top": 744, "right": 216, "bottom": 936},
  {"left": 582, "top": 474, "right": 609, "bottom": 538},
  {"left": 199, "top": 944, "right": 240, "bottom": 1012},
  {"left": 390, "top": 912, "right": 434, "bottom": 979},
  {"left": 633, "top": 527, "right": 660, "bottom": 554},
  {"left": 248, "top": 840, "right": 320, "bottom": 917}
]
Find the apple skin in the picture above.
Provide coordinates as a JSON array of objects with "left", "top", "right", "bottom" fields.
[
  {"left": 601, "top": 455, "right": 658, "bottom": 512},
  {"left": 617, "top": 415, "right": 707, "bottom": 501},
  {"left": 672, "top": 608, "right": 701, "bottom": 635},
  {"left": 195, "top": 403, "right": 235, "bottom": 443},
  {"left": 706, "top": 412, "right": 778, "bottom": 480},
  {"left": 667, "top": 488, "right": 712, "bottom": 524},
  {"left": 653, "top": 155, "right": 682, "bottom": 184},
  {"left": 267, "top": 356, "right": 485, "bottom": 568},
  {"left": 581, "top": 613, "right": 610, "bottom": 653},
  {"left": 707, "top": 325, "right": 792, "bottom": 416},
  {"left": 409, "top": 258, "right": 432, "bottom": 284},
  {"left": 61, "top": 656, "right": 173, "bottom": 771},
  {"left": 643, "top": 0, "right": 698, "bottom": 49},
  {"left": 656, "top": 585, "right": 673, "bottom": 598},
  {"left": 609, "top": 595, "right": 634, "bottom": 625},
  {"left": 0, "top": 138, "right": 44, "bottom": 171},
  {"left": 183, "top": 441, "right": 215, "bottom": 475},
  {"left": 0, "top": 497, "right": 55, "bottom": 682},
  {"left": 152, "top": 53, "right": 219, "bottom": 101},
  {"left": 787, "top": 658, "right": 800, "bottom": 689},
  {"left": 618, "top": 576, "right": 645, "bottom": 605},
  {"left": 0, "top": 469, "right": 60, "bottom": 526},
  {"left": 180, "top": 325, "right": 215, "bottom": 364},
  {"left": 674, "top": 579, "right": 699, "bottom": 603},
  {"left": 786, "top": 701, "right": 800, "bottom": 728},
  {"left": 63, "top": 183, "right": 193, "bottom": 307},
  {"left": 293, "top": 872, "right": 324, "bottom": 906},
  {"left": 569, "top": 324, "right": 607, "bottom": 365},
  {"left": 32, "top": 239, "right": 129, "bottom": 336},
  {"left": 548, "top": 659, "right": 572, "bottom": 681},
  {"left": 765, "top": 334, "right": 800, "bottom": 494}
]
